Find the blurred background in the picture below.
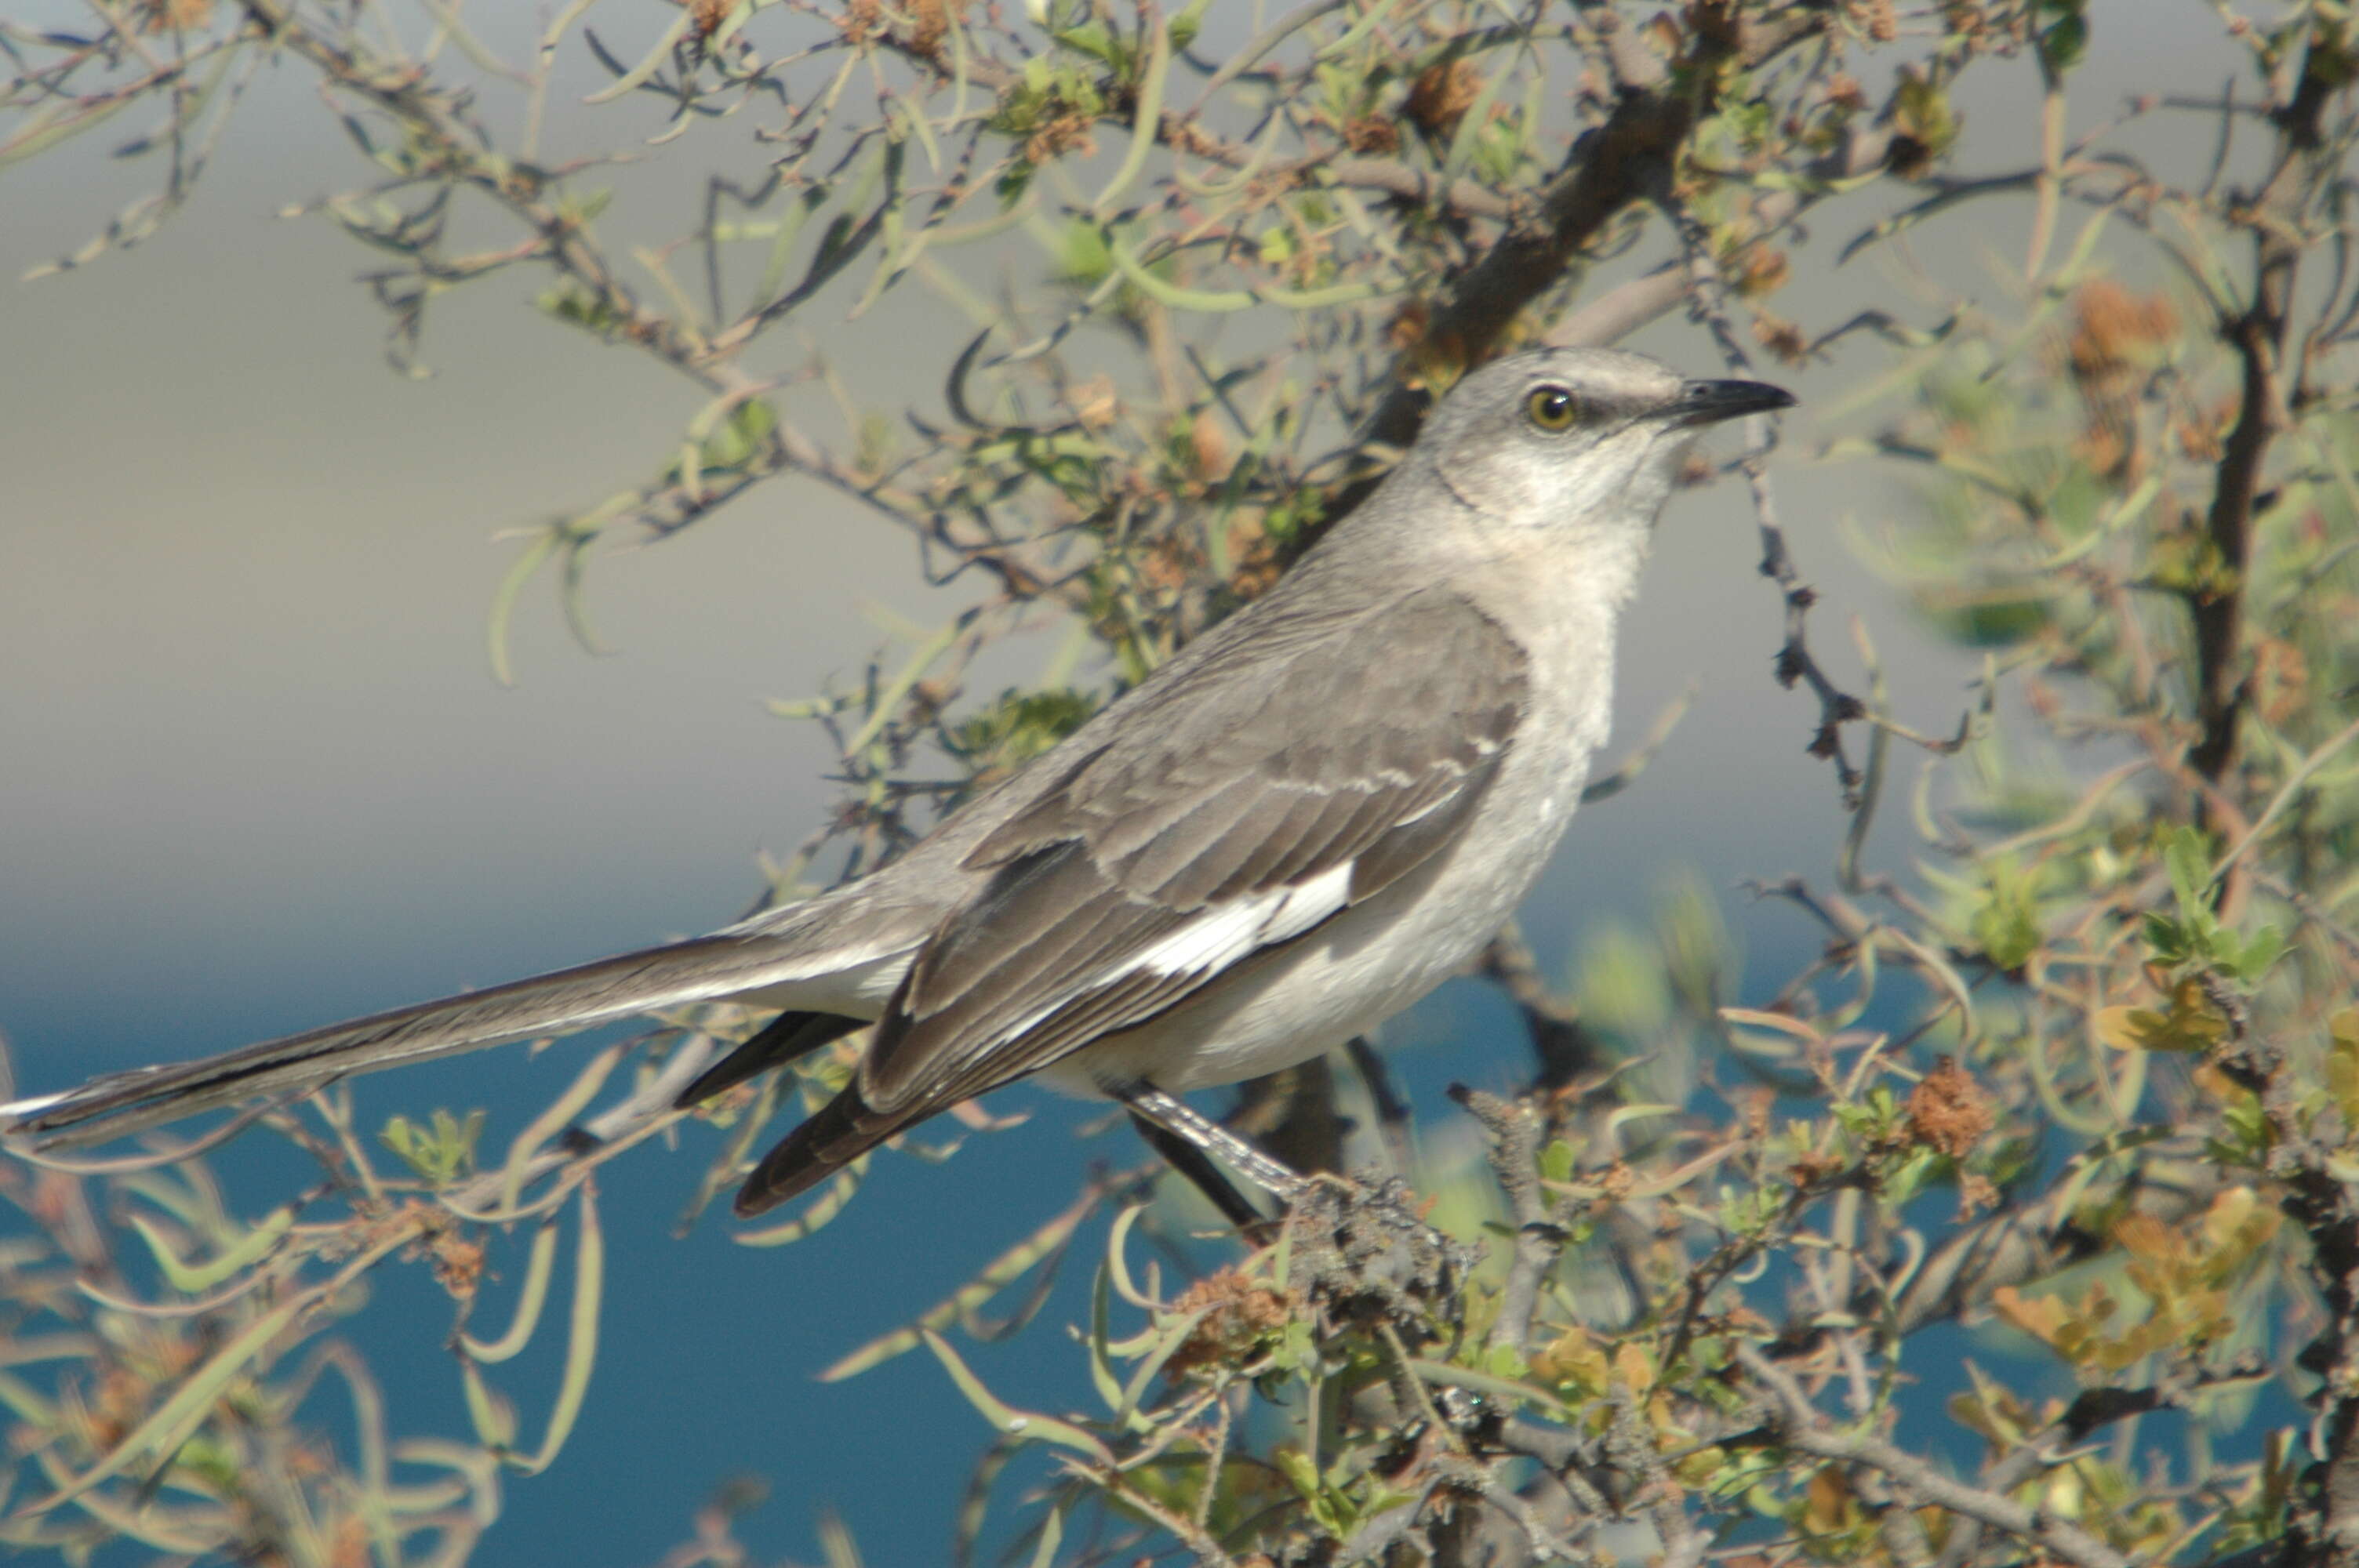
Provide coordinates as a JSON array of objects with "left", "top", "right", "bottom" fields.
[{"left": 0, "top": 2, "right": 2223, "bottom": 1560}]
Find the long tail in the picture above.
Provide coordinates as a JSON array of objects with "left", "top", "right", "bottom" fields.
[{"left": 2, "top": 931, "right": 848, "bottom": 1149}]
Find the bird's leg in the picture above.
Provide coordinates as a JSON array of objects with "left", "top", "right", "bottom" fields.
[
  {"left": 1125, "top": 1111, "right": 1271, "bottom": 1231},
  {"left": 1121, "top": 1085, "right": 1474, "bottom": 1353},
  {"left": 1114, "top": 1083, "right": 1311, "bottom": 1207}
]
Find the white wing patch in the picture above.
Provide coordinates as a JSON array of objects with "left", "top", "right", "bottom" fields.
[
  {"left": 0, "top": 1090, "right": 72, "bottom": 1123},
  {"left": 974, "top": 861, "right": 1360, "bottom": 1054},
  {"left": 1130, "top": 860, "right": 1356, "bottom": 978}
]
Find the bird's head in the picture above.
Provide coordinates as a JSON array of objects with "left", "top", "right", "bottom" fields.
[{"left": 1412, "top": 346, "right": 1794, "bottom": 534}]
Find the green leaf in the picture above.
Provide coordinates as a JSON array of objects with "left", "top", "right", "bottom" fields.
[
  {"left": 510, "top": 1182, "right": 605, "bottom": 1475},
  {"left": 921, "top": 1330, "right": 1112, "bottom": 1463},
  {"left": 380, "top": 1108, "right": 485, "bottom": 1186},
  {"left": 30, "top": 1294, "right": 304, "bottom": 1510},
  {"left": 1892, "top": 75, "right": 1960, "bottom": 161},
  {"left": 461, "top": 1359, "right": 518, "bottom": 1450},
  {"left": 1052, "top": 23, "right": 1125, "bottom": 71},
  {"left": 2095, "top": 981, "right": 2228, "bottom": 1053},
  {"left": 1968, "top": 858, "right": 2045, "bottom": 971},
  {"left": 1883, "top": 1147, "right": 1937, "bottom": 1209},
  {"left": 1481, "top": 1341, "right": 1529, "bottom": 1380},
  {"left": 1972, "top": 890, "right": 2041, "bottom": 970},
  {"left": 699, "top": 397, "right": 778, "bottom": 473},
  {"left": 950, "top": 688, "right": 1099, "bottom": 775},
  {"left": 2035, "top": 0, "right": 2088, "bottom": 71},
  {"left": 821, "top": 1188, "right": 1099, "bottom": 1380},
  {"left": 2163, "top": 827, "right": 2212, "bottom": 912},
  {"left": 1166, "top": 0, "right": 1212, "bottom": 51},
  {"left": 557, "top": 187, "right": 613, "bottom": 226},
  {"left": 2232, "top": 925, "right": 2287, "bottom": 985},
  {"left": 460, "top": 1218, "right": 562, "bottom": 1363},
  {"left": 2143, "top": 909, "right": 2194, "bottom": 966},
  {"left": 1274, "top": 1446, "right": 1322, "bottom": 1504},
  {"left": 128, "top": 1206, "right": 293, "bottom": 1295},
  {"left": 27, "top": 1223, "right": 417, "bottom": 1513}
]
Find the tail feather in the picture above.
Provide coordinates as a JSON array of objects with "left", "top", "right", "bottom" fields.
[
  {"left": 2, "top": 931, "right": 846, "bottom": 1149},
  {"left": 674, "top": 1011, "right": 867, "bottom": 1110},
  {"left": 733, "top": 1083, "right": 915, "bottom": 1216}
]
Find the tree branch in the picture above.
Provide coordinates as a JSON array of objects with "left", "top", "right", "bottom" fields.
[
  {"left": 2190, "top": 31, "right": 2336, "bottom": 785},
  {"left": 1736, "top": 1346, "right": 2134, "bottom": 1568}
]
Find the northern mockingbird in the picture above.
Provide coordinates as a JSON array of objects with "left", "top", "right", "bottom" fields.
[{"left": 1, "top": 347, "right": 1790, "bottom": 1217}]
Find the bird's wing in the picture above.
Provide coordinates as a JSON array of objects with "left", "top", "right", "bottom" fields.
[
  {"left": 866, "top": 586, "right": 1528, "bottom": 1115},
  {"left": 731, "top": 587, "right": 1529, "bottom": 1213}
]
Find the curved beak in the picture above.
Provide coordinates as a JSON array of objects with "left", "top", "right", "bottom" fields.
[{"left": 1663, "top": 379, "right": 1797, "bottom": 427}]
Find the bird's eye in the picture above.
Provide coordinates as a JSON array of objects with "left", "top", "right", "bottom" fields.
[{"left": 1525, "top": 384, "right": 1580, "bottom": 433}]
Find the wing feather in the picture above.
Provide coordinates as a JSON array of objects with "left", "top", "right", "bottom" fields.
[{"left": 854, "top": 588, "right": 1528, "bottom": 1121}]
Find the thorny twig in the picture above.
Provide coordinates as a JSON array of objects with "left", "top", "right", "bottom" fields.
[{"left": 1736, "top": 1345, "right": 2134, "bottom": 1568}]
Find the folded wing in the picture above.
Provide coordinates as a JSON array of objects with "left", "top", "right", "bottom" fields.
[{"left": 736, "top": 588, "right": 1528, "bottom": 1212}]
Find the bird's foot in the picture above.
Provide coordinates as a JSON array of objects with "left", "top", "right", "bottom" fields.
[
  {"left": 1118, "top": 1085, "right": 1473, "bottom": 1323},
  {"left": 1277, "top": 1173, "right": 1474, "bottom": 1344}
]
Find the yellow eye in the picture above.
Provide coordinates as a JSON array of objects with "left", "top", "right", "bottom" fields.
[{"left": 1525, "top": 384, "right": 1580, "bottom": 432}]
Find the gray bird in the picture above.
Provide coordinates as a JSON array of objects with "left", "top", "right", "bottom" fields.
[{"left": 0, "top": 347, "right": 1791, "bottom": 1217}]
